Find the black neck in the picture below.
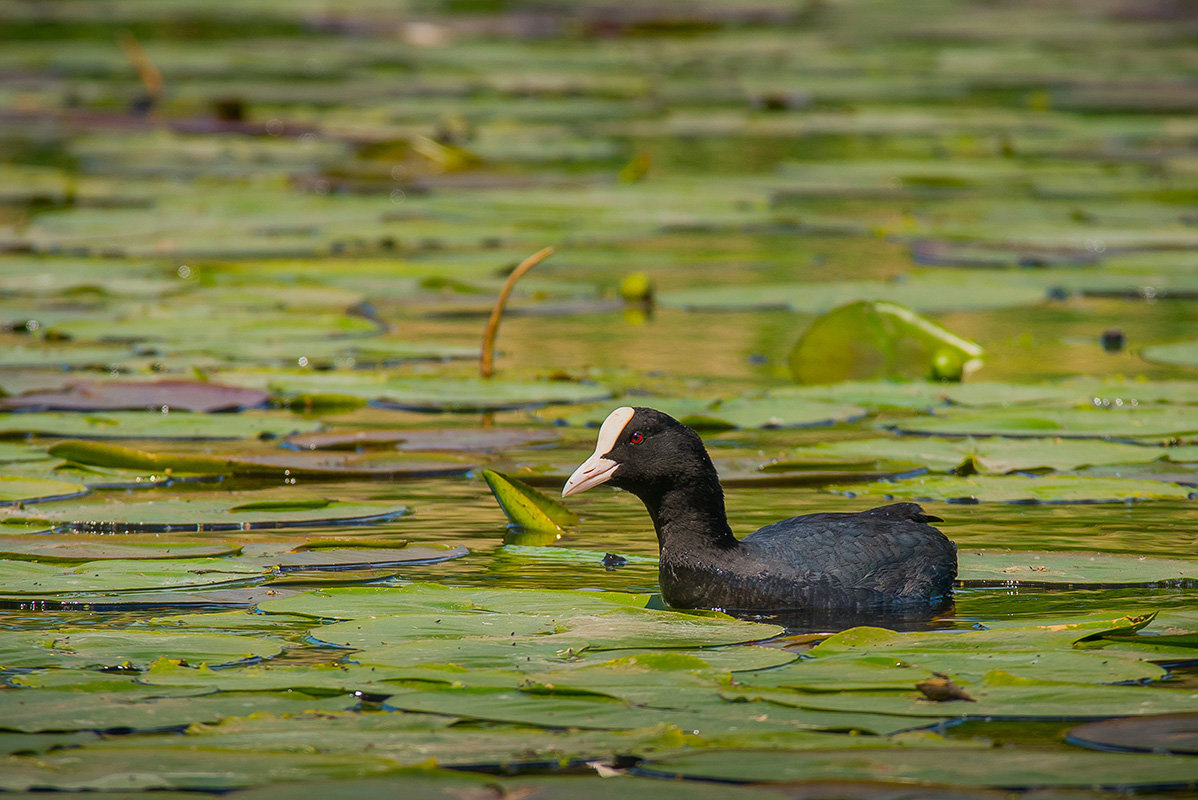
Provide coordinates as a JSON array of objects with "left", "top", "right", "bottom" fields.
[{"left": 640, "top": 471, "right": 739, "bottom": 553}]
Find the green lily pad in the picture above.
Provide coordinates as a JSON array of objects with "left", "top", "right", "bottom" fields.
[
  {"left": 0, "top": 474, "right": 89, "bottom": 505},
  {"left": 284, "top": 427, "right": 557, "bottom": 452},
  {"left": 661, "top": 273, "right": 1048, "bottom": 314},
  {"left": 777, "top": 436, "right": 1182, "bottom": 475},
  {"left": 830, "top": 474, "right": 1194, "bottom": 503},
  {"left": 561, "top": 397, "right": 865, "bottom": 431},
  {"left": 257, "top": 584, "right": 652, "bottom": 620},
  {"left": 1, "top": 491, "right": 409, "bottom": 532},
  {"left": 0, "top": 629, "right": 283, "bottom": 670},
  {"left": 0, "top": 558, "right": 267, "bottom": 595},
  {"left": 958, "top": 551, "right": 1198, "bottom": 586},
  {"left": 482, "top": 469, "right": 579, "bottom": 533},
  {"left": 1142, "top": 340, "right": 1198, "bottom": 369},
  {"left": 890, "top": 405, "right": 1198, "bottom": 442},
  {"left": 0, "top": 411, "right": 321, "bottom": 440},
  {"left": 213, "top": 370, "right": 611, "bottom": 411},
  {"left": 638, "top": 746, "right": 1198, "bottom": 788},
  {"left": 48, "top": 440, "right": 473, "bottom": 480},
  {"left": 788, "top": 301, "right": 983, "bottom": 384},
  {"left": 0, "top": 689, "right": 357, "bottom": 734},
  {"left": 727, "top": 670, "right": 1198, "bottom": 721},
  {"left": 0, "top": 536, "right": 239, "bottom": 562}
]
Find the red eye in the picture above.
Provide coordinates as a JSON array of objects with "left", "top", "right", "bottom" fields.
[{"left": 629, "top": 432, "right": 644, "bottom": 445}]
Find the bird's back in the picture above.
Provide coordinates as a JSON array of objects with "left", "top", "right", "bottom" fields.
[{"left": 735, "top": 502, "right": 957, "bottom": 607}]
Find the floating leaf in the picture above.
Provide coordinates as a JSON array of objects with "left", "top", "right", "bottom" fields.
[
  {"left": 1142, "top": 340, "right": 1198, "bottom": 369},
  {"left": 0, "top": 380, "right": 269, "bottom": 413},
  {"left": 0, "top": 474, "right": 89, "bottom": 506},
  {"left": 285, "top": 428, "right": 557, "bottom": 452},
  {"left": 0, "top": 536, "right": 239, "bottom": 562},
  {"left": 958, "top": 551, "right": 1198, "bottom": 586},
  {"left": 777, "top": 435, "right": 1184, "bottom": 475},
  {"left": 482, "top": 469, "right": 579, "bottom": 533},
  {"left": 214, "top": 370, "right": 611, "bottom": 412},
  {"left": 0, "top": 630, "right": 282, "bottom": 670},
  {"left": 638, "top": 746, "right": 1198, "bottom": 788},
  {"left": 0, "top": 411, "right": 320, "bottom": 440},
  {"left": 788, "top": 301, "right": 983, "bottom": 384},
  {"left": 890, "top": 405, "right": 1198, "bottom": 442},
  {"left": 830, "top": 474, "right": 1194, "bottom": 503},
  {"left": 661, "top": 273, "right": 1048, "bottom": 313},
  {"left": 0, "top": 558, "right": 267, "bottom": 595},
  {"left": 1068, "top": 713, "right": 1198, "bottom": 755},
  {"left": 1, "top": 491, "right": 409, "bottom": 533}
]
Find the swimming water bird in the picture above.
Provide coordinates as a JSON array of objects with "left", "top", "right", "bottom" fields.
[{"left": 562, "top": 407, "right": 957, "bottom": 612}]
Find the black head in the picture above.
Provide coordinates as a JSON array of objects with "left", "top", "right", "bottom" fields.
[{"left": 562, "top": 406, "right": 716, "bottom": 501}]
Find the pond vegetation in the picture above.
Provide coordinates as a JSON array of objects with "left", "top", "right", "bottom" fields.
[{"left": 0, "top": 0, "right": 1196, "bottom": 794}]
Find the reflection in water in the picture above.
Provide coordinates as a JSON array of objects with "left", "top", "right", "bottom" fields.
[{"left": 727, "top": 595, "right": 957, "bottom": 635}]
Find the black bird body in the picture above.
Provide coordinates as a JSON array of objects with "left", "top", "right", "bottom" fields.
[{"left": 563, "top": 406, "right": 957, "bottom": 612}]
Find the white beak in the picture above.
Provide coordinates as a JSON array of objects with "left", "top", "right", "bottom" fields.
[
  {"left": 562, "top": 453, "right": 619, "bottom": 497},
  {"left": 561, "top": 406, "right": 635, "bottom": 498}
]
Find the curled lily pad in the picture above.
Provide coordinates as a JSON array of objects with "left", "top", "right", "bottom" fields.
[
  {"left": 788, "top": 301, "right": 983, "bottom": 384},
  {"left": 482, "top": 469, "right": 578, "bottom": 534},
  {"left": 829, "top": 474, "right": 1194, "bottom": 503},
  {"left": 249, "top": 544, "right": 468, "bottom": 572},
  {"left": 0, "top": 380, "right": 269, "bottom": 413}
]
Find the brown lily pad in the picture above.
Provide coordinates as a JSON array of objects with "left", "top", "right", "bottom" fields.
[
  {"left": 0, "top": 380, "right": 269, "bottom": 413},
  {"left": 284, "top": 428, "right": 558, "bottom": 452},
  {"left": 1067, "top": 713, "right": 1198, "bottom": 755}
]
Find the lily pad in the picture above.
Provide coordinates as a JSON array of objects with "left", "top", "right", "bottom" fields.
[
  {"left": 1067, "top": 713, "right": 1198, "bottom": 755},
  {"left": 830, "top": 474, "right": 1194, "bottom": 503},
  {"left": 0, "top": 536, "right": 239, "bottom": 562},
  {"left": 958, "top": 551, "right": 1198, "bottom": 586},
  {"left": 0, "top": 380, "right": 269, "bottom": 413},
  {"left": 0, "top": 474, "right": 89, "bottom": 505},
  {"left": 257, "top": 583, "right": 653, "bottom": 620},
  {"left": 214, "top": 370, "right": 611, "bottom": 411},
  {"left": 777, "top": 435, "right": 1183, "bottom": 475},
  {"left": 48, "top": 440, "right": 473, "bottom": 480},
  {"left": 562, "top": 397, "right": 865, "bottom": 431},
  {"left": 285, "top": 427, "right": 557, "bottom": 452},
  {"left": 0, "top": 411, "right": 321, "bottom": 440},
  {"left": 788, "top": 301, "right": 983, "bottom": 384},
  {"left": 1, "top": 492, "right": 409, "bottom": 532},
  {"left": 0, "top": 629, "right": 283, "bottom": 670},
  {"left": 890, "top": 405, "right": 1198, "bottom": 442},
  {"left": 661, "top": 273, "right": 1048, "bottom": 313},
  {"left": 637, "top": 746, "right": 1198, "bottom": 788},
  {"left": 0, "top": 558, "right": 267, "bottom": 595},
  {"left": 1142, "top": 340, "right": 1198, "bottom": 369}
]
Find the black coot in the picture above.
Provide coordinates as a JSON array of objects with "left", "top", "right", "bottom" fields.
[{"left": 562, "top": 406, "right": 958, "bottom": 612}]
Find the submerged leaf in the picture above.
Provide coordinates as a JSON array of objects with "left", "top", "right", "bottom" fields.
[{"left": 788, "top": 301, "right": 983, "bottom": 384}]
